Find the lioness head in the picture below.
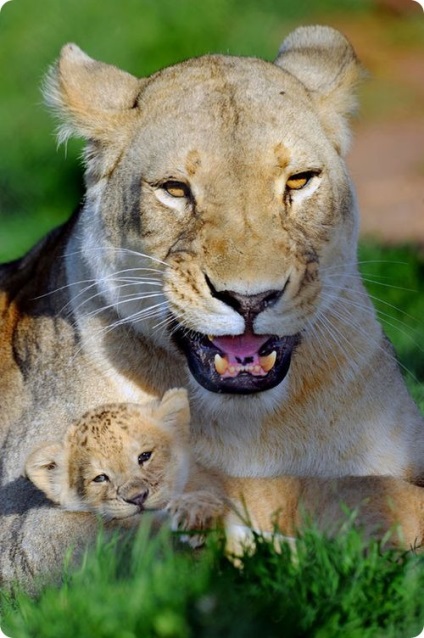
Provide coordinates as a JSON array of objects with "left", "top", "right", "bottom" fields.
[
  {"left": 25, "top": 389, "right": 190, "bottom": 520},
  {"left": 46, "top": 26, "right": 362, "bottom": 397}
]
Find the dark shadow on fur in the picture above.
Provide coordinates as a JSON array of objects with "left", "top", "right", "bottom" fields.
[{"left": 0, "top": 476, "right": 52, "bottom": 516}]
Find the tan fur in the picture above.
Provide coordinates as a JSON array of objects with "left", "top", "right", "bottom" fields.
[
  {"left": 26, "top": 399, "right": 424, "bottom": 551},
  {"left": 223, "top": 475, "right": 424, "bottom": 551},
  {"left": 170, "top": 465, "right": 424, "bottom": 553},
  {"left": 1, "top": 26, "right": 423, "bottom": 586}
]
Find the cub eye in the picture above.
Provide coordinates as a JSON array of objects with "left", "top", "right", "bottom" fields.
[
  {"left": 138, "top": 451, "right": 152, "bottom": 465},
  {"left": 162, "top": 181, "right": 191, "bottom": 198},
  {"left": 93, "top": 474, "right": 109, "bottom": 483},
  {"left": 286, "top": 171, "right": 317, "bottom": 191}
]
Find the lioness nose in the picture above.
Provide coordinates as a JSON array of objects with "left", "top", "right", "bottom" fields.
[
  {"left": 206, "top": 275, "right": 283, "bottom": 321},
  {"left": 125, "top": 488, "right": 149, "bottom": 508}
]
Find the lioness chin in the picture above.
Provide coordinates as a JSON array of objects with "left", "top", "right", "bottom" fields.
[{"left": 0, "top": 25, "right": 423, "bottom": 586}]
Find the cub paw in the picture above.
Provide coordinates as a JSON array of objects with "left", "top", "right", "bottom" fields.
[{"left": 167, "top": 491, "right": 226, "bottom": 548}]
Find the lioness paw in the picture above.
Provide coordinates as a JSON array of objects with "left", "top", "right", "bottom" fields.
[{"left": 167, "top": 491, "right": 226, "bottom": 547}]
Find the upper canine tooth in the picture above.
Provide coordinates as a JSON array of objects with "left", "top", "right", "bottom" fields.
[
  {"left": 214, "top": 353, "right": 228, "bottom": 375},
  {"left": 208, "top": 335, "right": 215, "bottom": 341},
  {"left": 259, "top": 350, "right": 277, "bottom": 373}
]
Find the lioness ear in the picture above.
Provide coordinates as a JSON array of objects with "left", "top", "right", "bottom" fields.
[
  {"left": 44, "top": 43, "right": 144, "bottom": 144},
  {"left": 275, "top": 26, "right": 364, "bottom": 155},
  {"left": 25, "top": 442, "right": 66, "bottom": 505},
  {"left": 153, "top": 388, "right": 191, "bottom": 434}
]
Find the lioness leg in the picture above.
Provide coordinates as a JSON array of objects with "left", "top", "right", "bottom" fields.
[{"left": 224, "top": 475, "right": 424, "bottom": 549}]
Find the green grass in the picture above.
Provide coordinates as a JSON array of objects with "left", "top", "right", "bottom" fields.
[
  {"left": 1, "top": 1, "right": 424, "bottom": 635},
  {"left": 2, "top": 521, "right": 424, "bottom": 638}
]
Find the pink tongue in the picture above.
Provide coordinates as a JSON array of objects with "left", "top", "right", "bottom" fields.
[{"left": 211, "top": 333, "right": 270, "bottom": 359}]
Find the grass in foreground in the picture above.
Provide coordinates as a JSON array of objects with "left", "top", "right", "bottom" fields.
[{"left": 1, "top": 521, "right": 424, "bottom": 638}]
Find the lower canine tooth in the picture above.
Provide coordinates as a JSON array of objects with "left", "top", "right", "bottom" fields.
[
  {"left": 214, "top": 353, "right": 228, "bottom": 375},
  {"left": 259, "top": 350, "right": 277, "bottom": 373}
]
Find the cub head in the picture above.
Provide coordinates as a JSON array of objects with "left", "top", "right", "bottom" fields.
[
  {"left": 46, "top": 26, "right": 363, "bottom": 398},
  {"left": 25, "top": 389, "right": 190, "bottom": 520}
]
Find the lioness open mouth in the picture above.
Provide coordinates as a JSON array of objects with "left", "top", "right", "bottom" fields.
[{"left": 173, "top": 327, "right": 299, "bottom": 394}]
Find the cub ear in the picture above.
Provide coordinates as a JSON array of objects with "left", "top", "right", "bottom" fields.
[
  {"left": 25, "top": 442, "right": 66, "bottom": 505},
  {"left": 153, "top": 388, "right": 191, "bottom": 434},
  {"left": 275, "top": 26, "right": 364, "bottom": 155},
  {"left": 44, "top": 43, "right": 144, "bottom": 144}
]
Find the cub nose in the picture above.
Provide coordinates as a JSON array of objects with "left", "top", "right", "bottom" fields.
[
  {"left": 205, "top": 275, "right": 284, "bottom": 321},
  {"left": 124, "top": 488, "right": 149, "bottom": 508}
]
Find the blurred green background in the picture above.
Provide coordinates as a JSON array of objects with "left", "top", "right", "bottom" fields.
[{"left": 0, "top": 0, "right": 423, "bottom": 403}]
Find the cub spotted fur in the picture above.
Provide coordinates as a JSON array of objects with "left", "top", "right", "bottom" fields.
[{"left": 1, "top": 26, "right": 423, "bottom": 585}]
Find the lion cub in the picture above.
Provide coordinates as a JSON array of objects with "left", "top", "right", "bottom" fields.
[{"left": 25, "top": 389, "right": 223, "bottom": 526}]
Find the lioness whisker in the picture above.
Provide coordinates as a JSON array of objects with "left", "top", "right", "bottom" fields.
[
  {"left": 323, "top": 259, "right": 409, "bottom": 271},
  {"left": 324, "top": 272, "right": 417, "bottom": 294},
  {"left": 322, "top": 281, "right": 421, "bottom": 326},
  {"left": 38, "top": 273, "right": 163, "bottom": 325},
  {"left": 151, "top": 315, "right": 176, "bottom": 337},
  {"left": 321, "top": 288, "right": 424, "bottom": 354},
  {"left": 33, "top": 269, "right": 163, "bottom": 301},
  {"left": 98, "top": 313, "right": 166, "bottom": 338},
  {"left": 312, "top": 312, "right": 362, "bottom": 374},
  {"left": 109, "top": 278, "right": 162, "bottom": 285},
  {"left": 320, "top": 297, "right": 419, "bottom": 382},
  {"left": 307, "top": 317, "right": 351, "bottom": 377},
  {"left": 60, "top": 278, "right": 163, "bottom": 317},
  {"left": 63, "top": 245, "right": 168, "bottom": 268},
  {"left": 66, "top": 300, "right": 169, "bottom": 366},
  {"left": 81, "top": 294, "right": 166, "bottom": 321},
  {"left": 108, "top": 301, "right": 169, "bottom": 326},
  {"left": 366, "top": 293, "right": 421, "bottom": 325}
]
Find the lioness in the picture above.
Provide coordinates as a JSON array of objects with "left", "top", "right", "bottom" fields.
[{"left": 1, "top": 25, "right": 423, "bottom": 585}]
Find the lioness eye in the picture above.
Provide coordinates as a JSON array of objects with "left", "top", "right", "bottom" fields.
[
  {"left": 286, "top": 171, "right": 316, "bottom": 191},
  {"left": 162, "top": 181, "right": 191, "bottom": 198},
  {"left": 93, "top": 474, "right": 109, "bottom": 483},
  {"left": 138, "top": 451, "right": 152, "bottom": 465}
]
